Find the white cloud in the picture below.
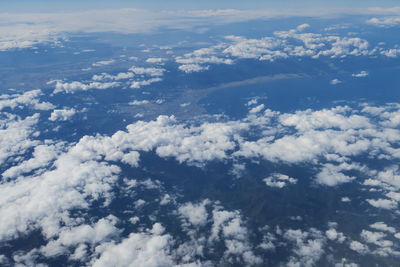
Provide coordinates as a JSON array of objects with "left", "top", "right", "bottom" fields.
[
  {"left": 0, "top": 113, "right": 40, "bottom": 166},
  {"left": 0, "top": 7, "right": 399, "bottom": 51},
  {"left": 129, "top": 67, "right": 165, "bottom": 77},
  {"left": 341, "top": 197, "right": 351, "bottom": 202},
  {"left": 263, "top": 173, "right": 297, "bottom": 188},
  {"left": 130, "top": 78, "right": 162, "bottom": 89},
  {"left": 146, "top": 57, "right": 166, "bottom": 64},
  {"left": 54, "top": 81, "right": 120, "bottom": 94},
  {"left": 41, "top": 215, "right": 120, "bottom": 258},
  {"left": 209, "top": 206, "right": 262, "bottom": 265},
  {"left": 0, "top": 90, "right": 54, "bottom": 111},
  {"left": 315, "top": 163, "right": 356, "bottom": 186},
  {"left": 92, "top": 60, "right": 116, "bottom": 67},
  {"left": 3, "top": 100, "right": 400, "bottom": 264},
  {"left": 331, "top": 78, "right": 342, "bottom": 85},
  {"left": 349, "top": 241, "right": 369, "bottom": 254},
  {"left": 92, "top": 72, "right": 135, "bottom": 81},
  {"left": 175, "top": 24, "right": 400, "bottom": 73},
  {"left": 128, "top": 100, "right": 150, "bottom": 106},
  {"left": 367, "top": 199, "right": 397, "bottom": 210},
  {"left": 249, "top": 104, "right": 265, "bottom": 114},
  {"left": 326, "top": 228, "right": 346, "bottom": 243},
  {"left": 49, "top": 108, "right": 77, "bottom": 121},
  {"left": 296, "top": 23, "right": 310, "bottom": 31},
  {"left": 2, "top": 143, "right": 63, "bottom": 180},
  {"left": 380, "top": 48, "right": 400, "bottom": 58},
  {"left": 367, "top": 17, "right": 400, "bottom": 27},
  {"left": 360, "top": 230, "right": 393, "bottom": 248},
  {"left": 370, "top": 222, "right": 396, "bottom": 234},
  {"left": 91, "top": 223, "right": 175, "bottom": 267},
  {"left": 178, "top": 64, "right": 209, "bottom": 73},
  {"left": 352, "top": 70, "right": 368, "bottom": 78},
  {"left": 178, "top": 200, "right": 210, "bottom": 227},
  {"left": 283, "top": 228, "right": 326, "bottom": 267}
]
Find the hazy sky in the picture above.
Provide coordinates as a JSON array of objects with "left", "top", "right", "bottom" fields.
[{"left": 2, "top": 0, "right": 400, "bottom": 13}]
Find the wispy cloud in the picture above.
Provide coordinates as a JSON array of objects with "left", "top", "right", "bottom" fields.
[{"left": 1, "top": 7, "right": 400, "bottom": 51}]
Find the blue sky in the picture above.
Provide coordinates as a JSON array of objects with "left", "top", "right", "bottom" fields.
[{"left": 2, "top": 0, "right": 400, "bottom": 13}]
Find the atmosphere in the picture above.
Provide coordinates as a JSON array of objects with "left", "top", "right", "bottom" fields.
[
  {"left": 2, "top": 0, "right": 400, "bottom": 12},
  {"left": 1, "top": 1, "right": 400, "bottom": 266}
]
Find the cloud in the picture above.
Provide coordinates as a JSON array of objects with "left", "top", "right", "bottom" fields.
[
  {"left": 249, "top": 104, "right": 265, "bottom": 114},
  {"left": 380, "top": 48, "right": 400, "bottom": 58},
  {"left": 350, "top": 241, "right": 369, "bottom": 254},
  {"left": 283, "top": 228, "right": 326, "bottom": 267},
  {"left": 330, "top": 78, "right": 342, "bottom": 85},
  {"left": 361, "top": 230, "right": 393, "bottom": 248},
  {"left": 91, "top": 223, "right": 175, "bottom": 267},
  {"left": 263, "top": 173, "right": 297, "bottom": 188},
  {"left": 296, "top": 23, "right": 310, "bottom": 31},
  {"left": 352, "top": 70, "right": 369, "bottom": 78},
  {"left": 367, "top": 17, "right": 400, "bottom": 27},
  {"left": 54, "top": 81, "right": 120, "bottom": 94},
  {"left": 49, "top": 108, "right": 77, "bottom": 121},
  {"left": 209, "top": 206, "right": 262, "bottom": 265},
  {"left": 3, "top": 100, "right": 400, "bottom": 264},
  {"left": 1, "top": 7, "right": 400, "bottom": 51},
  {"left": 41, "top": 215, "right": 120, "bottom": 258},
  {"left": 130, "top": 78, "right": 162, "bottom": 89},
  {"left": 178, "top": 200, "right": 210, "bottom": 227},
  {"left": 370, "top": 222, "right": 396, "bottom": 234},
  {"left": 367, "top": 199, "right": 397, "bottom": 210},
  {"left": 0, "top": 113, "right": 40, "bottom": 166},
  {"left": 178, "top": 64, "right": 209, "bottom": 73},
  {"left": 128, "top": 100, "right": 150, "bottom": 106},
  {"left": 2, "top": 143, "right": 63, "bottom": 180},
  {"left": 146, "top": 57, "right": 166, "bottom": 64},
  {"left": 129, "top": 67, "right": 165, "bottom": 77},
  {"left": 176, "top": 24, "right": 396, "bottom": 72},
  {"left": 0, "top": 90, "right": 55, "bottom": 111},
  {"left": 315, "top": 163, "right": 357, "bottom": 186},
  {"left": 325, "top": 228, "right": 346, "bottom": 243},
  {"left": 92, "top": 60, "right": 116, "bottom": 67}
]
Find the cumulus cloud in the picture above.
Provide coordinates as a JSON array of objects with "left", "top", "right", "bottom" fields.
[
  {"left": 263, "top": 173, "right": 297, "bottom": 188},
  {"left": 0, "top": 113, "right": 40, "bottom": 166},
  {"left": 283, "top": 228, "right": 326, "bottom": 267},
  {"left": 92, "top": 60, "right": 116, "bottom": 67},
  {"left": 178, "top": 64, "right": 209, "bottom": 73},
  {"left": 0, "top": 90, "right": 54, "bottom": 111},
  {"left": 2, "top": 143, "right": 63, "bottom": 180},
  {"left": 49, "top": 108, "right": 77, "bottom": 121},
  {"left": 1, "top": 8, "right": 399, "bottom": 51},
  {"left": 361, "top": 230, "right": 393, "bottom": 248},
  {"left": 53, "top": 81, "right": 120, "bottom": 94},
  {"left": 130, "top": 77, "right": 162, "bottom": 89},
  {"left": 315, "top": 163, "right": 357, "bottom": 186},
  {"left": 352, "top": 70, "right": 369, "bottom": 78},
  {"left": 209, "top": 206, "right": 262, "bottom": 265},
  {"left": 175, "top": 24, "right": 400, "bottom": 73},
  {"left": 41, "top": 215, "right": 120, "bottom": 258},
  {"left": 2, "top": 100, "right": 400, "bottom": 264},
  {"left": 178, "top": 200, "right": 210, "bottom": 227},
  {"left": 367, "top": 199, "right": 397, "bottom": 210},
  {"left": 331, "top": 78, "right": 342, "bottom": 85},
  {"left": 370, "top": 222, "right": 396, "bottom": 234},
  {"left": 350, "top": 241, "right": 369, "bottom": 254},
  {"left": 249, "top": 104, "right": 265, "bottom": 114},
  {"left": 380, "top": 48, "right": 400, "bottom": 58},
  {"left": 367, "top": 17, "right": 400, "bottom": 27},
  {"left": 146, "top": 57, "right": 166, "bottom": 64},
  {"left": 128, "top": 100, "right": 150, "bottom": 106},
  {"left": 91, "top": 223, "right": 175, "bottom": 267}
]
